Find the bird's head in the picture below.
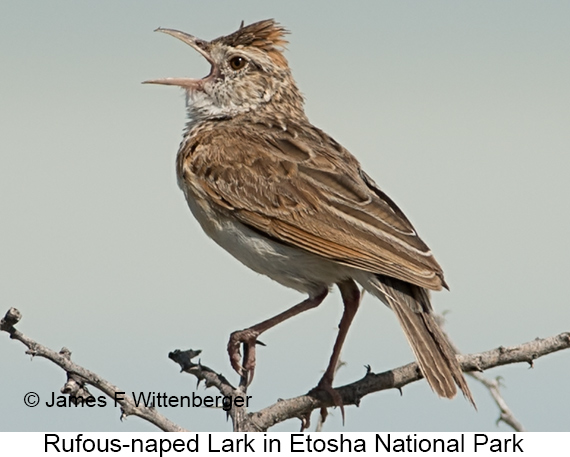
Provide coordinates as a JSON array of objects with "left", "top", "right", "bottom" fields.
[{"left": 144, "top": 19, "right": 304, "bottom": 122}]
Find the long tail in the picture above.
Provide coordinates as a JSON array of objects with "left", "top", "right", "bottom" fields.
[{"left": 361, "top": 274, "right": 475, "bottom": 407}]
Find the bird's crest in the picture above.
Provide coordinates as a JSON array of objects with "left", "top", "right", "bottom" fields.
[{"left": 214, "top": 19, "right": 289, "bottom": 68}]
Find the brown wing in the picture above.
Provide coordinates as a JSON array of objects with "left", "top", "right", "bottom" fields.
[{"left": 181, "top": 125, "right": 446, "bottom": 291}]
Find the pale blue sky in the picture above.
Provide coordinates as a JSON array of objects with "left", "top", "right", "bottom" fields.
[{"left": 1, "top": 1, "right": 569, "bottom": 432}]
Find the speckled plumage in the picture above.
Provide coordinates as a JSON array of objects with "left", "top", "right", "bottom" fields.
[{"left": 146, "top": 19, "right": 474, "bottom": 408}]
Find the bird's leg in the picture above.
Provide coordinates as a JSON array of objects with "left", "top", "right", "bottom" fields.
[
  {"left": 316, "top": 279, "right": 361, "bottom": 422},
  {"left": 228, "top": 288, "right": 328, "bottom": 385}
]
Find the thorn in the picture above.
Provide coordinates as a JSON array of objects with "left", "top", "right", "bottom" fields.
[
  {"left": 256, "top": 340, "right": 266, "bottom": 347},
  {"left": 397, "top": 387, "right": 403, "bottom": 396}
]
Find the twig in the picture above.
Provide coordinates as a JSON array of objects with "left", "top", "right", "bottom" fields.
[
  {"left": 3, "top": 307, "right": 569, "bottom": 432},
  {"left": 168, "top": 349, "right": 253, "bottom": 432},
  {"left": 246, "top": 332, "right": 570, "bottom": 431},
  {"left": 468, "top": 372, "right": 525, "bottom": 431},
  {"left": 1, "top": 308, "right": 186, "bottom": 432},
  {"left": 435, "top": 313, "right": 525, "bottom": 432}
]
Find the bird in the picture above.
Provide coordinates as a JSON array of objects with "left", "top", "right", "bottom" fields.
[{"left": 144, "top": 19, "right": 474, "bottom": 410}]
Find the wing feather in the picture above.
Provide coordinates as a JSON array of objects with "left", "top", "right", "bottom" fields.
[{"left": 182, "top": 126, "right": 446, "bottom": 290}]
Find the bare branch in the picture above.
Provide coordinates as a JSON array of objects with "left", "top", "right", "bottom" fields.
[
  {"left": 468, "top": 372, "right": 525, "bottom": 432},
  {"left": 244, "top": 332, "right": 570, "bottom": 431},
  {"left": 1, "top": 308, "right": 187, "bottom": 432},
  {"left": 168, "top": 349, "right": 253, "bottom": 432},
  {"left": 3, "top": 307, "right": 569, "bottom": 432},
  {"left": 435, "top": 312, "right": 526, "bottom": 432}
]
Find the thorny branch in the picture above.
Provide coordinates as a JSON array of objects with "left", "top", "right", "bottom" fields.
[
  {"left": 467, "top": 371, "right": 525, "bottom": 432},
  {"left": 435, "top": 313, "right": 526, "bottom": 432},
  {"left": 246, "top": 332, "right": 570, "bottom": 432},
  {"left": 3, "top": 307, "right": 569, "bottom": 432},
  {"left": 1, "top": 308, "right": 186, "bottom": 432},
  {"left": 167, "top": 349, "right": 251, "bottom": 431}
]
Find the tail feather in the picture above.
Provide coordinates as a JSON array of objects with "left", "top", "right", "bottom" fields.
[{"left": 361, "top": 274, "right": 475, "bottom": 407}]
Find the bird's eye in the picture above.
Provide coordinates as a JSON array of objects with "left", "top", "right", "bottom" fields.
[{"left": 229, "top": 56, "right": 247, "bottom": 71}]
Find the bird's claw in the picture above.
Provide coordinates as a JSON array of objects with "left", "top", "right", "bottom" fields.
[
  {"left": 313, "top": 378, "right": 345, "bottom": 425},
  {"left": 228, "top": 329, "right": 260, "bottom": 386}
]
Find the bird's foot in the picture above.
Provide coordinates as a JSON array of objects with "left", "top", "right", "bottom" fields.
[
  {"left": 311, "top": 377, "right": 345, "bottom": 425},
  {"left": 227, "top": 328, "right": 264, "bottom": 386}
]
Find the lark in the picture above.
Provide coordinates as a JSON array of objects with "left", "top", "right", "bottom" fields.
[{"left": 145, "top": 19, "right": 474, "bottom": 410}]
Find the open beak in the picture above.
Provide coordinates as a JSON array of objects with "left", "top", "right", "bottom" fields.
[{"left": 143, "top": 28, "right": 215, "bottom": 89}]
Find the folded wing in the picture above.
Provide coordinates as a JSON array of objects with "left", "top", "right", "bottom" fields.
[{"left": 183, "top": 125, "right": 447, "bottom": 291}]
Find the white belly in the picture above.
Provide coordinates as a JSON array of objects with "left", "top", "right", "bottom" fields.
[{"left": 184, "top": 193, "right": 349, "bottom": 296}]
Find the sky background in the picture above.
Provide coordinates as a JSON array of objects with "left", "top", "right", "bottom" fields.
[{"left": 1, "top": 1, "right": 569, "bottom": 432}]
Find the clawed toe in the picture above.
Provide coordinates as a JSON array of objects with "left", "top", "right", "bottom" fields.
[
  {"left": 313, "top": 378, "right": 345, "bottom": 425},
  {"left": 227, "top": 329, "right": 261, "bottom": 385},
  {"left": 227, "top": 336, "right": 245, "bottom": 375}
]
